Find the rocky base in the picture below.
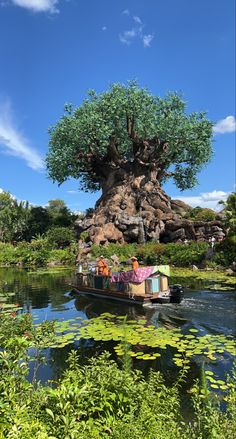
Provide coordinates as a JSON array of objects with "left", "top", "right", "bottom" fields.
[{"left": 75, "top": 179, "right": 225, "bottom": 245}]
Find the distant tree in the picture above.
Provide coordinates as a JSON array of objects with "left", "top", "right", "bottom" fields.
[
  {"left": 0, "top": 191, "right": 30, "bottom": 242},
  {"left": 46, "top": 199, "right": 75, "bottom": 227},
  {"left": 25, "top": 207, "right": 51, "bottom": 240},
  {"left": 219, "top": 192, "right": 236, "bottom": 233}
]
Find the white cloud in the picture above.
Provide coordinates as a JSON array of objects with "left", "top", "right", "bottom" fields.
[
  {"left": 67, "top": 190, "right": 78, "bottom": 194},
  {"left": 119, "top": 13, "right": 154, "bottom": 48},
  {"left": 9, "top": 0, "right": 58, "bottom": 13},
  {"left": 119, "top": 28, "right": 139, "bottom": 45},
  {"left": 213, "top": 115, "right": 236, "bottom": 134},
  {"left": 133, "top": 15, "right": 142, "bottom": 24},
  {"left": 122, "top": 9, "right": 130, "bottom": 15},
  {"left": 173, "top": 190, "right": 230, "bottom": 210},
  {"left": 0, "top": 100, "right": 44, "bottom": 171},
  {"left": 143, "top": 33, "right": 154, "bottom": 47},
  {"left": 102, "top": 26, "right": 107, "bottom": 31}
]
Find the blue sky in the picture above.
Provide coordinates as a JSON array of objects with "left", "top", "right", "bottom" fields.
[{"left": 0, "top": 0, "right": 235, "bottom": 212}]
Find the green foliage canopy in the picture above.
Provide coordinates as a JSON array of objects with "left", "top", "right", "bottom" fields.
[
  {"left": 0, "top": 191, "right": 30, "bottom": 242},
  {"left": 0, "top": 191, "right": 75, "bottom": 243},
  {"left": 187, "top": 207, "right": 217, "bottom": 222},
  {"left": 46, "top": 82, "right": 213, "bottom": 192},
  {"left": 219, "top": 192, "right": 236, "bottom": 232}
]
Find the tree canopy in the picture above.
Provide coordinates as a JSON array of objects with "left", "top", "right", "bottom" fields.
[
  {"left": 0, "top": 191, "right": 75, "bottom": 243},
  {"left": 46, "top": 82, "right": 213, "bottom": 192}
]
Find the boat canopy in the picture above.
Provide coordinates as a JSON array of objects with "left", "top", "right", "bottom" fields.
[
  {"left": 111, "top": 265, "right": 170, "bottom": 284},
  {"left": 154, "top": 265, "right": 170, "bottom": 277}
]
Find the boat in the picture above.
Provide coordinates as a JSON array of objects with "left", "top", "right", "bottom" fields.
[{"left": 71, "top": 265, "right": 184, "bottom": 306}]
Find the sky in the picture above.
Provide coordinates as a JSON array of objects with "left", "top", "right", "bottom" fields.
[{"left": 0, "top": 0, "right": 235, "bottom": 213}]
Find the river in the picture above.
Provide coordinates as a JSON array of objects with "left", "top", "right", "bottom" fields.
[{"left": 0, "top": 267, "right": 235, "bottom": 386}]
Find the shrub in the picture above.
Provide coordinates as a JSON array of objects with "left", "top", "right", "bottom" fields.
[
  {"left": 213, "top": 234, "right": 236, "bottom": 267},
  {"left": 0, "top": 313, "right": 235, "bottom": 439},
  {"left": 187, "top": 207, "right": 217, "bottom": 222},
  {"left": 91, "top": 243, "right": 138, "bottom": 262},
  {"left": 0, "top": 243, "right": 17, "bottom": 265},
  {"left": 46, "top": 227, "right": 75, "bottom": 249},
  {"left": 136, "top": 242, "right": 208, "bottom": 267},
  {"left": 47, "top": 249, "right": 75, "bottom": 265}
]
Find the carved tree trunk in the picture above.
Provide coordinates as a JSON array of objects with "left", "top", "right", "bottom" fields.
[{"left": 77, "top": 167, "right": 176, "bottom": 245}]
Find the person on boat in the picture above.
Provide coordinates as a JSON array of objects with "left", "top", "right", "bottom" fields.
[
  {"left": 97, "top": 256, "right": 109, "bottom": 276},
  {"left": 102, "top": 259, "right": 109, "bottom": 276},
  {"left": 97, "top": 255, "right": 104, "bottom": 275},
  {"left": 131, "top": 256, "right": 139, "bottom": 270}
]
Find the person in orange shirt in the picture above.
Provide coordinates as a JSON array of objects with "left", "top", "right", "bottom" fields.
[
  {"left": 102, "top": 259, "right": 109, "bottom": 276},
  {"left": 131, "top": 256, "right": 139, "bottom": 270},
  {"left": 97, "top": 256, "right": 106, "bottom": 275}
]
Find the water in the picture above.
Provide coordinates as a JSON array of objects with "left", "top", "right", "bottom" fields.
[{"left": 1, "top": 268, "right": 235, "bottom": 384}]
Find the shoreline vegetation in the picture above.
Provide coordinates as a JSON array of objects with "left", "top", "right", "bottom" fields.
[
  {"left": 0, "top": 310, "right": 235, "bottom": 438},
  {"left": 0, "top": 236, "right": 235, "bottom": 292}
]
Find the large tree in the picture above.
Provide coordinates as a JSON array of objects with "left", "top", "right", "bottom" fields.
[{"left": 46, "top": 82, "right": 213, "bottom": 243}]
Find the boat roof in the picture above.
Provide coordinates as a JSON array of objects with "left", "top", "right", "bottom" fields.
[{"left": 152, "top": 265, "right": 170, "bottom": 277}]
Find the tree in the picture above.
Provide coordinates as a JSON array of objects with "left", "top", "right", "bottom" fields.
[
  {"left": 219, "top": 192, "right": 236, "bottom": 233},
  {"left": 25, "top": 207, "right": 51, "bottom": 240},
  {"left": 46, "top": 82, "right": 213, "bottom": 244},
  {"left": 46, "top": 199, "right": 75, "bottom": 227},
  {"left": 0, "top": 191, "right": 30, "bottom": 242}
]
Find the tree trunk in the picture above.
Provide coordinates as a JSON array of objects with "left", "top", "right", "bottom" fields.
[{"left": 77, "top": 169, "right": 176, "bottom": 245}]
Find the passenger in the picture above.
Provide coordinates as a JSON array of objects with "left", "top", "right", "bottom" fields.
[
  {"left": 131, "top": 256, "right": 139, "bottom": 270},
  {"left": 97, "top": 255, "right": 106, "bottom": 275},
  {"left": 102, "top": 259, "right": 109, "bottom": 276}
]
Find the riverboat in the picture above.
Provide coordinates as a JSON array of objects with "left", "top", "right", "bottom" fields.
[{"left": 71, "top": 265, "right": 183, "bottom": 306}]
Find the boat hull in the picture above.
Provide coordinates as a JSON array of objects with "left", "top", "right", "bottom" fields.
[{"left": 70, "top": 284, "right": 174, "bottom": 306}]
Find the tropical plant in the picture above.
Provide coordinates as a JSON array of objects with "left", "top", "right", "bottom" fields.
[{"left": 219, "top": 192, "right": 236, "bottom": 232}]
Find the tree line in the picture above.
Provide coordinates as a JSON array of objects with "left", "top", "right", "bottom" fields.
[{"left": 0, "top": 191, "right": 76, "bottom": 243}]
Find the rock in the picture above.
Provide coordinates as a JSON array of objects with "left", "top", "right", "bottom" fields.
[
  {"left": 75, "top": 177, "right": 226, "bottom": 245},
  {"left": 89, "top": 223, "right": 124, "bottom": 245},
  {"left": 229, "top": 262, "right": 236, "bottom": 272},
  {"left": 192, "top": 265, "right": 198, "bottom": 270},
  {"left": 225, "top": 268, "right": 234, "bottom": 275},
  {"left": 171, "top": 199, "right": 192, "bottom": 217},
  {"left": 47, "top": 261, "right": 62, "bottom": 267},
  {"left": 169, "top": 228, "right": 186, "bottom": 241}
]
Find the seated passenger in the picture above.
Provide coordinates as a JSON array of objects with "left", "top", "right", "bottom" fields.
[
  {"left": 97, "top": 255, "right": 106, "bottom": 275},
  {"left": 131, "top": 256, "right": 139, "bottom": 270}
]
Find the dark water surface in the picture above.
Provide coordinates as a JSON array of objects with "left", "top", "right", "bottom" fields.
[{"left": 1, "top": 268, "right": 235, "bottom": 384}]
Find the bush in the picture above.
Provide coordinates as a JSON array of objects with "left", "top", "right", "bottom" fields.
[
  {"left": 91, "top": 243, "right": 138, "bottom": 262},
  {"left": 187, "top": 207, "right": 217, "bottom": 222},
  {"left": 0, "top": 242, "right": 75, "bottom": 267},
  {"left": 47, "top": 249, "right": 75, "bottom": 265},
  {"left": 46, "top": 227, "right": 76, "bottom": 249},
  {"left": 0, "top": 319, "right": 235, "bottom": 439},
  {"left": 136, "top": 242, "right": 208, "bottom": 267},
  {"left": 213, "top": 234, "right": 236, "bottom": 267}
]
